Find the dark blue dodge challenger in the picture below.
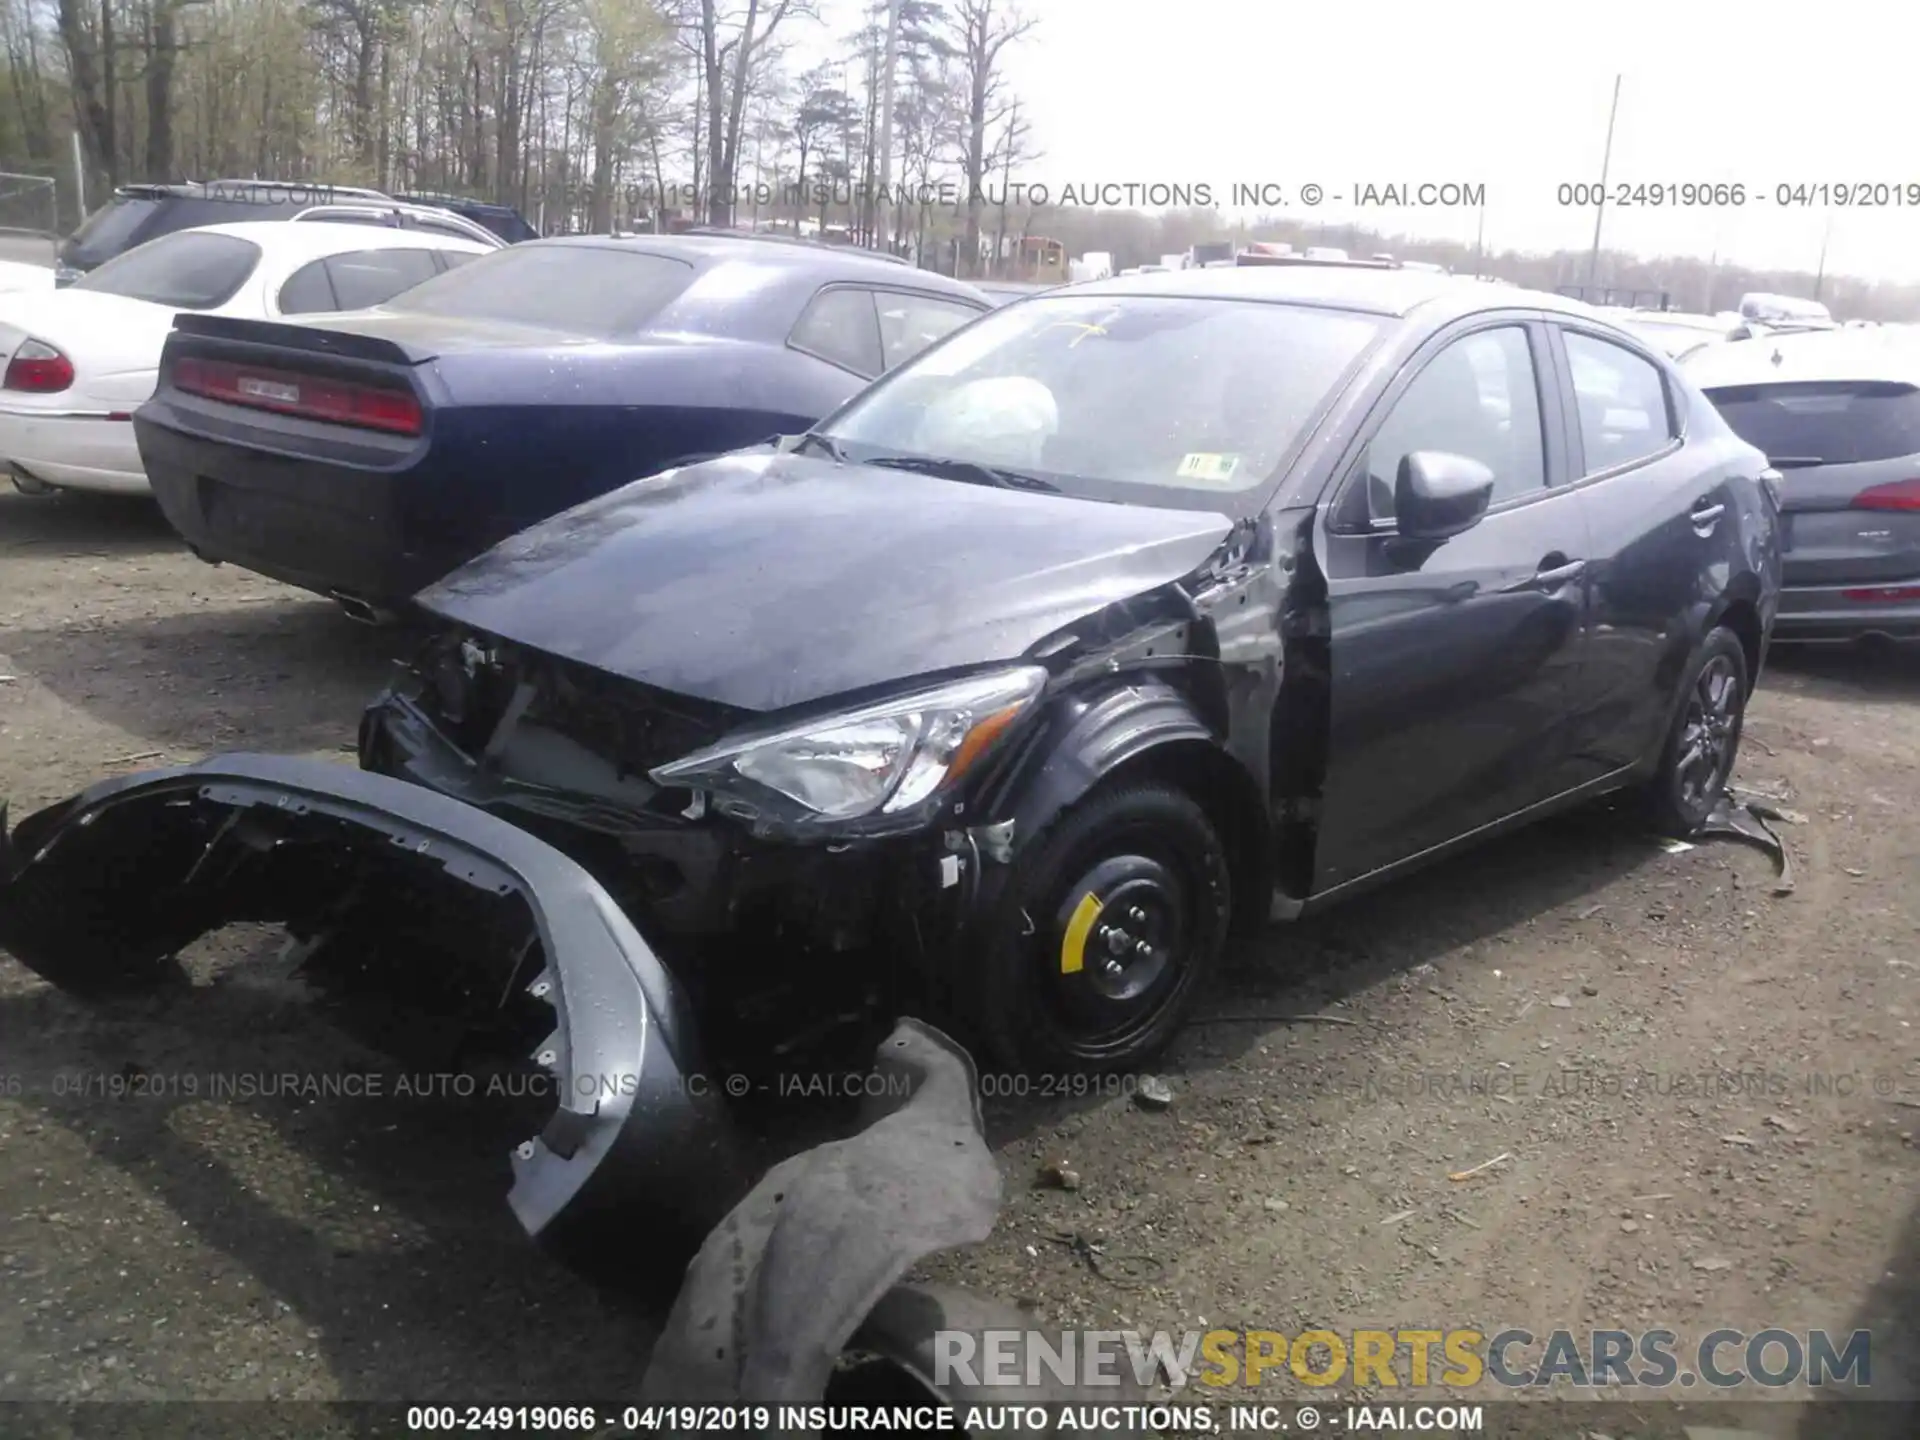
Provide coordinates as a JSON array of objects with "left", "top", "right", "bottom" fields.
[{"left": 133, "top": 232, "right": 992, "bottom": 618}]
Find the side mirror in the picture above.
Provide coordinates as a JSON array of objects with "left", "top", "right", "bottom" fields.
[
  {"left": 1395, "top": 451, "right": 1496, "bottom": 540},
  {"left": 773, "top": 433, "right": 807, "bottom": 454}
]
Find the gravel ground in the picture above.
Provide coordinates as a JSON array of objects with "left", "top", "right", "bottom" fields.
[{"left": 2, "top": 488, "right": 1918, "bottom": 1432}]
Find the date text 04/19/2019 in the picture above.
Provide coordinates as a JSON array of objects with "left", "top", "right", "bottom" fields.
[{"left": 1556, "top": 181, "right": 1920, "bottom": 207}]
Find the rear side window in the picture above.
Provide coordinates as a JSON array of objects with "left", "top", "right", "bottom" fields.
[
  {"left": 327, "top": 247, "right": 440, "bottom": 309},
  {"left": 1562, "top": 331, "right": 1675, "bottom": 475},
  {"left": 1705, "top": 381, "right": 1920, "bottom": 465},
  {"left": 791, "top": 287, "right": 883, "bottom": 376},
  {"left": 875, "top": 293, "right": 983, "bottom": 370},
  {"left": 278, "top": 248, "right": 445, "bottom": 315},
  {"left": 276, "top": 259, "right": 338, "bottom": 315},
  {"left": 71, "top": 231, "right": 262, "bottom": 309},
  {"left": 382, "top": 246, "right": 695, "bottom": 337}
]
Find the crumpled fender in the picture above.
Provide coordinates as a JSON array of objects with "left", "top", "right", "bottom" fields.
[{"left": 639, "top": 1018, "right": 1001, "bottom": 1410}]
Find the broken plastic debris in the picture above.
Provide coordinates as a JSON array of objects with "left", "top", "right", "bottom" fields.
[
  {"left": 1696, "top": 792, "right": 1795, "bottom": 895},
  {"left": 1448, "top": 1153, "right": 1511, "bottom": 1182},
  {"left": 1133, "top": 1077, "right": 1174, "bottom": 1111}
]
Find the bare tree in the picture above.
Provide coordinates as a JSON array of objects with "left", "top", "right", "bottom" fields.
[
  {"left": 681, "top": 0, "right": 813, "bottom": 227},
  {"left": 55, "top": 0, "right": 117, "bottom": 185},
  {"left": 940, "top": 0, "right": 1031, "bottom": 276}
]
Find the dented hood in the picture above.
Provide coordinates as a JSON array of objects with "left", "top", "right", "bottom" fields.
[{"left": 416, "top": 450, "right": 1235, "bottom": 713}]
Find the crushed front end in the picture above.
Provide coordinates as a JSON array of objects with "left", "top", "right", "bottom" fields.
[{"left": 359, "top": 634, "right": 981, "bottom": 1065}]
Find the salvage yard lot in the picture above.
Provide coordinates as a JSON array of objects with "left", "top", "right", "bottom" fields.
[{"left": 2, "top": 488, "right": 1919, "bottom": 1425}]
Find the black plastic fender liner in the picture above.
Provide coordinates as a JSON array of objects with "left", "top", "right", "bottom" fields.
[
  {"left": 0, "top": 753, "right": 749, "bottom": 1249},
  {"left": 638, "top": 1018, "right": 1003, "bottom": 1422}
]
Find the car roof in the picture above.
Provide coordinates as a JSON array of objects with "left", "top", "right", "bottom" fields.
[
  {"left": 1057, "top": 263, "right": 1589, "bottom": 320},
  {"left": 169, "top": 219, "right": 495, "bottom": 259},
  {"left": 1683, "top": 327, "right": 1920, "bottom": 390},
  {"left": 529, "top": 232, "right": 983, "bottom": 295}
]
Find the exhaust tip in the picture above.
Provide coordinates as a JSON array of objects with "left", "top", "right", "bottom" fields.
[
  {"left": 9, "top": 463, "right": 55, "bottom": 496},
  {"left": 330, "top": 591, "right": 397, "bottom": 626}
]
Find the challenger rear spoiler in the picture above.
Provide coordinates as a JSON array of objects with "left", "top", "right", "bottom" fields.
[{"left": 169, "top": 312, "right": 431, "bottom": 367}]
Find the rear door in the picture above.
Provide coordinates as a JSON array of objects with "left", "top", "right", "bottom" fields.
[
  {"left": 1703, "top": 377, "right": 1920, "bottom": 614},
  {"left": 1315, "top": 314, "right": 1591, "bottom": 890},
  {"left": 1548, "top": 323, "right": 1733, "bottom": 779}
]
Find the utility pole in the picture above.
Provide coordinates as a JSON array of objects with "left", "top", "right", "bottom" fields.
[
  {"left": 1587, "top": 74, "right": 1622, "bottom": 286},
  {"left": 1473, "top": 196, "right": 1486, "bottom": 277},
  {"left": 875, "top": 0, "right": 903, "bottom": 255},
  {"left": 1813, "top": 211, "right": 1835, "bottom": 301}
]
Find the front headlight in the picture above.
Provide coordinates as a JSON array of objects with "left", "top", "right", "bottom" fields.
[{"left": 650, "top": 667, "right": 1048, "bottom": 833}]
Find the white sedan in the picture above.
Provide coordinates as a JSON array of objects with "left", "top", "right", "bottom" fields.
[{"left": 0, "top": 220, "right": 495, "bottom": 496}]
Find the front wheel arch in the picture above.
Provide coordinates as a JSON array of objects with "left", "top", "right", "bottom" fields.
[{"left": 978, "top": 679, "right": 1271, "bottom": 932}]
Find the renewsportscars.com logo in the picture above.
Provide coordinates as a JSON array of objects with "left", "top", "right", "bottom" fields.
[{"left": 932, "top": 1327, "right": 1873, "bottom": 1391}]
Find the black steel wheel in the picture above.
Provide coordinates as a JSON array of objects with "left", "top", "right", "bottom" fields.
[
  {"left": 975, "top": 780, "right": 1230, "bottom": 1073},
  {"left": 1642, "top": 625, "right": 1750, "bottom": 835}
]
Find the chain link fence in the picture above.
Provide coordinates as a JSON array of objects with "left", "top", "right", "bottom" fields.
[{"left": 0, "top": 171, "right": 60, "bottom": 269}]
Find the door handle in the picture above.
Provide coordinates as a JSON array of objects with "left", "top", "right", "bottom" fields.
[
  {"left": 1691, "top": 501, "right": 1726, "bottom": 528},
  {"left": 1501, "top": 556, "right": 1587, "bottom": 594}
]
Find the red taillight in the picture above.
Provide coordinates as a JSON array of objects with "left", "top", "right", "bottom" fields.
[
  {"left": 4, "top": 338, "right": 74, "bottom": 393},
  {"left": 1843, "top": 585, "right": 1920, "bottom": 603},
  {"left": 172, "top": 355, "right": 422, "bottom": 436},
  {"left": 1851, "top": 479, "right": 1920, "bottom": 511}
]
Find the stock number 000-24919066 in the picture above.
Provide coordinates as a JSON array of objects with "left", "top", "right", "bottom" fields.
[
  {"left": 1557, "top": 182, "right": 1748, "bottom": 207},
  {"left": 405, "top": 1406, "right": 775, "bottom": 1432}
]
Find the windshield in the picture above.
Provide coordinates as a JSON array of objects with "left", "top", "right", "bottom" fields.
[
  {"left": 817, "top": 294, "right": 1384, "bottom": 507},
  {"left": 381, "top": 245, "right": 694, "bottom": 336},
  {"left": 71, "top": 231, "right": 261, "bottom": 309}
]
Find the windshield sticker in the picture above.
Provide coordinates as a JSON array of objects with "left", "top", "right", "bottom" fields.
[{"left": 1176, "top": 452, "right": 1241, "bottom": 483}]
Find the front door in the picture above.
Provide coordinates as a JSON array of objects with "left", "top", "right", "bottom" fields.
[{"left": 1313, "top": 318, "right": 1592, "bottom": 891}]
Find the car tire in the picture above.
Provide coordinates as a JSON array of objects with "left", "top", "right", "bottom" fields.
[
  {"left": 1640, "top": 625, "right": 1750, "bottom": 836},
  {"left": 973, "top": 779, "right": 1230, "bottom": 1074}
]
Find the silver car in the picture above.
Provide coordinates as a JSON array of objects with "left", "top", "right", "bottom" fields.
[{"left": 1690, "top": 329, "right": 1920, "bottom": 642}]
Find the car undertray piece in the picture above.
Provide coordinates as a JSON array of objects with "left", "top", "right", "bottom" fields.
[{"left": 639, "top": 1017, "right": 1154, "bottom": 1436}]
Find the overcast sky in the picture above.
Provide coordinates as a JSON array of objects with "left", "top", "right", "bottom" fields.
[{"left": 804, "top": 0, "right": 1920, "bottom": 283}]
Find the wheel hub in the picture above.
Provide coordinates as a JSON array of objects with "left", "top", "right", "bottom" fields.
[{"left": 1052, "top": 860, "right": 1185, "bottom": 1009}]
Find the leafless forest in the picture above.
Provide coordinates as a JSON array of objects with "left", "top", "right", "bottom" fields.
[{"left": 0, "top": 0, "right": 1912, "bottom": 309}]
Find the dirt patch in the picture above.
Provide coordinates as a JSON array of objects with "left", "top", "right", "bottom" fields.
[{"left": 2, "top": 488, "right": 1919, "bottom": 1427}]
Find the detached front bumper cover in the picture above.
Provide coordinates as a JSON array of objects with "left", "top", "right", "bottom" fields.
[{"left": 0, "top": 753, "right": 748, "bottom": 1247}]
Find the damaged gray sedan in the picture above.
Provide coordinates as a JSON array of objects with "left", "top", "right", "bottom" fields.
[{"left": 360, "top": 268, "right": 1772, "bottom": 1071}]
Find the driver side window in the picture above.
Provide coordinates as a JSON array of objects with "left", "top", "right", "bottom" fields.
[{"left": 1356, "top": 325, "right": 1548, "bottom": 526}]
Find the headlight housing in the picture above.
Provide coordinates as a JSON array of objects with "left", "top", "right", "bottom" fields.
[{"left": 650, "top": 667, "right": 1048, "bottom": 836}]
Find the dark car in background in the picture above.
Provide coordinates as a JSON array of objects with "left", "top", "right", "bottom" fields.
[
  {"left": 358, "top": 267, "right": 1780, "bottom": 1075},
  {"left": 1690, "top": 328, "right": 1920, "bottom": 642},
  {"left": 132, "top": 232, "right": 994, "bottom": 619},
  {"left": 392, "top": 193, "right": 539, "bottom": 243},
  {"left": 57, "top": 182, "right": 528, "bottom": 286},
  {"left": 56, "top": 181, "right": 391, "bottom": 284}
]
